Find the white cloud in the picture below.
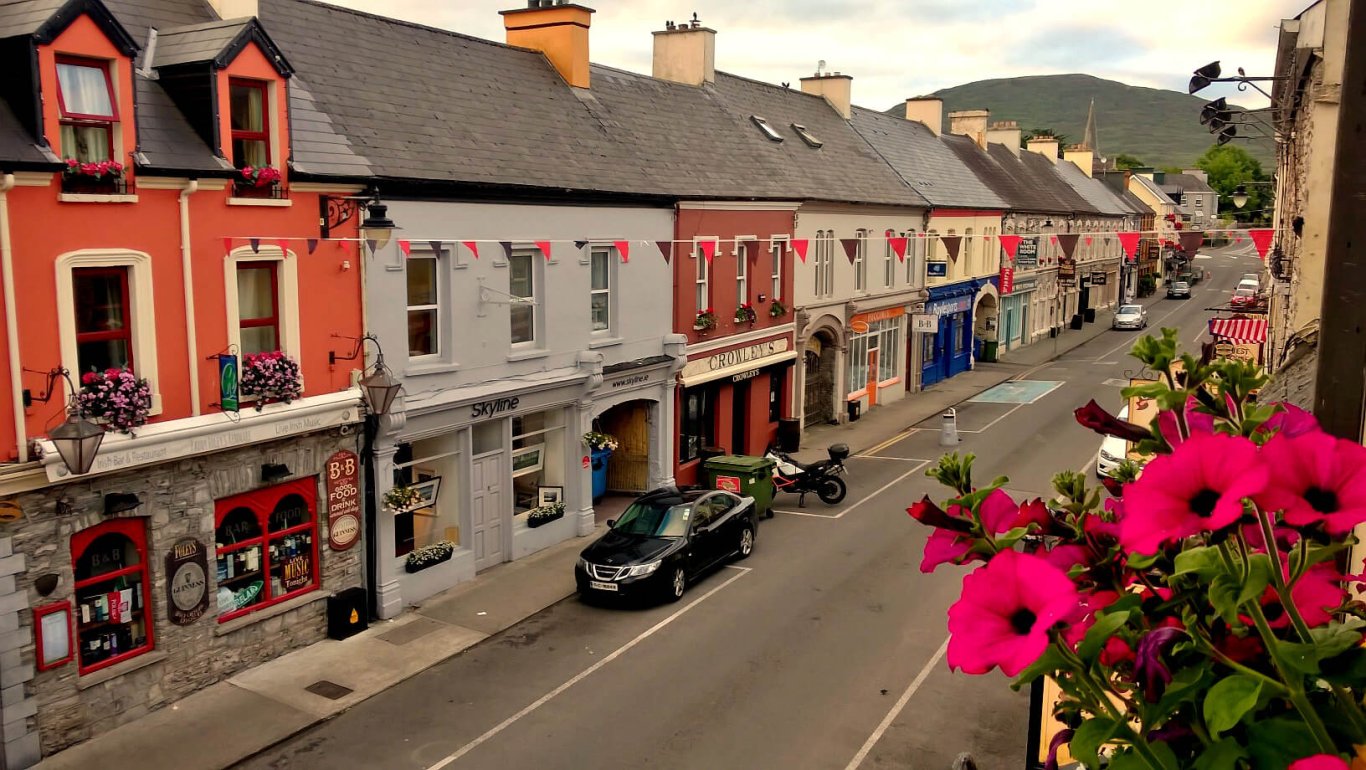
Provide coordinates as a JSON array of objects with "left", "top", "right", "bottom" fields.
[{"left": 321, "top": 0, "right": 1310, "bottom": 109}]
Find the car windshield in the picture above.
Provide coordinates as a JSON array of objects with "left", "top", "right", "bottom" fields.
[
  {"left": 1119, "top": 305, "right": 1141, "bottom": 314},
  {"left": 612, "top": 500, "right": 692, "bottom": 538}
]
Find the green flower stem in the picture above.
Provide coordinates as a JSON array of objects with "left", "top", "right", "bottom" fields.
[
  {"left": 1251, "top": 504, "right": 1315, "bottom": 643},
  {"left": 1054, "top": 642, "right": 1171, "bottom": 770}
]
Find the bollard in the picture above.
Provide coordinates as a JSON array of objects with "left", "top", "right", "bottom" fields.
[{"left": 939, "top": 408, "right": 959, "bottom": 446}]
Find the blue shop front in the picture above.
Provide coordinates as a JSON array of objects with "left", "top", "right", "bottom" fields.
[{"left": 920, "top": 279, "right": 992, "bottom": 388}]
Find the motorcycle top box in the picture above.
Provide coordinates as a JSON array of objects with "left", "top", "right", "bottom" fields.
[{"left": 827, "top": 444, "right": 850, "bottom": 463}]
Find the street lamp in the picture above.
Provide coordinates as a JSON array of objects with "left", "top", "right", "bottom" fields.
[
  {"left": 361, "top": 195, "right": 398, "bottom": 251},
  {"left": 26, "top": 368, "right": 104, "bottom": 475},
  {"left": 330, "top": 334, "right": 402, "bottom": 417},
  {"left": 1233, "top": 185, "right": 1250, "bottom": 209}
]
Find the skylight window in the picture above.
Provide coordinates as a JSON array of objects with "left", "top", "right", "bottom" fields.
[
  {"left": 791, "top": 123, "right": 823, "bottom": 148},
  {"left": 751, "top": 115, "right": 783, "bottom": 142}
]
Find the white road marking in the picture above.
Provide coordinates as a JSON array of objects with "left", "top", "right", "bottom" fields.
[
  {"left": 853, "top": 455, "right": 934, "bottom": 462},
  {"left": 957, "top": 403, "right": 1024, "bottom": 434},
  {"left": 774, "top": 461, "right": 931, "bottom": 521},
  {"left": 843, "top": 636, "right": 951, "bottom": 770},
  {"left": 424, "top": 567, "right": 752, "bottom": 769}
]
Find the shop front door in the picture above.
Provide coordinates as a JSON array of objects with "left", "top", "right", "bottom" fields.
[
  {"left": 731, "top": 380, "right": 749, "bottom": 454},
  {"left": 866, "top": 348, "right": 878, "bottom": 406},
  {"left": 471, "top": 452, "right": 505, "bottom": 571}
]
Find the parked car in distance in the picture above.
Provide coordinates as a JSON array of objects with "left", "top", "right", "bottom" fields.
[
  {"left": 1112, "top": 304, "right": 1148, "bottom": 330},
  {"left": 1167, "top": 281, "right": 1191, "bottom": 299},
  {"left": 1231, "top": 288, "right": 1258, "bottom": 308},
  {"left": 1097, "top": 405, "right": 1131, "bottom": 478},
  {"left": 576, "top": 487, "right": 756, "bottom": 603},
  {"left": 1237, "top": 279, "right": 1260, "bottom": 294},
  {"left": 1241, "top": 273, "right": 1261, "bottom": 289}
]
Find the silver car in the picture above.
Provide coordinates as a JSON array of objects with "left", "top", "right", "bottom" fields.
[{"left": 1112, "top": 304, "right": 1147, "bottom": 330}]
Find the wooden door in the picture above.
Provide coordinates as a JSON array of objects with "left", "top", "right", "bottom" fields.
[
  {"left": 866, "top": 349, "right": 878, "bottom": 406},
  {"left": 471, "top": 453, "right": 505, "bottom": 571},
  {"left": 603, "top": 403, "right": 650, "bottom": 494}
]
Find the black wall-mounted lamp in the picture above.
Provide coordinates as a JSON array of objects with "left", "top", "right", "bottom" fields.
[
  {"left": 34, "top": 573, "right": 59, "bottom": 597},
  {"left": 26, "top": 368, "right": 105, "bottom": 476},
  {"left": 320, "top": 189, "right": 400, "bottom": 247},
  {"left": 261, "top": 463, "right": 292, "bottom": 483},
  {"left": 361, "top": 196, "right": 398, "bottom": 251},
  {"left": 104, "top": 493, "right": 141, "bottom": 516},
  {"left": 330, "top": 334, "right": 402, "bottom": 417}
]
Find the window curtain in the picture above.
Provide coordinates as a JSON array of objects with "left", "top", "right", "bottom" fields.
[{"left": 56, "top": 64, "right": 113, "bottom": 116}]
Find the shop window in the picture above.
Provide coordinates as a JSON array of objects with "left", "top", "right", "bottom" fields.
[
  {"left": 237, "top": 262, "right": 280, "bottom": 355},
  {"left": 590, "top": 246, "right": 613, "bottom": 333},
  {"left": 56, "top": 57, "right": 116, "bottom": 165},
  {"left": 769, "top": 369, "right": 783, "bottom": 423},
  {"left": 394, "top": 436, "right": 460, "bottom": 557},
  {"left": 407, "top": 255, "right": 439, "bottom": 358},
  {"left": 848, "top": 333, "right": 871, "bottom": 394},
  {"left": 73, "top": 267, "right": 133, "bottom": 374},
  {"left": 883, "top": 230, "right": 896, "bottom": 288},
  {"left": 71, "top": 518, "right": 153, "bottom": 675},
  {"left": 214, "top": 478, "right": 319, "bottom": 621},
  {"left": 229, "top": 79, "right": 270, "bottom": 170},
  {"left": 509, "top": 251, "right": 537, "bottom": 345},
  {"left": 736, "top": 242, "right": 749, "bottom": 306},
  {"left": 923, "top": 332, "right": 935, "bottom": 364},
  {"left": 512, "top": 410, "right": 565, "bottom": 515},
  {"left": 680, "top": 385, "right": 716, "bottom": 463},
  {"left": 878, "top": 320, "right": 901, "bottom": 382}
]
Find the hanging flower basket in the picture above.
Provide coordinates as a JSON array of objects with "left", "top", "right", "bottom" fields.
[
  {"left": 404, "top": 540, "right": 454, "bottom": 573},
  {"left": 734, "top": 304, "right": 758, "bottom": 325},
  {"left": 769, "top": 299, "right": 787, "bottom": 318},
  {"left": 383, "top": 485, "right": 423, "bottom": 515},
  {"left": 527, "top": 502, "right": 566, "bottom": 528},
  {"left": 237, "top": 166, "right": 281, "bottom": 188},
  {"left": 240, "top": 351, "right": 302, "bottom": 409},
  {"left": 693, "top": 308, "right": 717, "bottom": 332},
  {"left": 77, "top": 368, "right": 152, "bottom": 435},
  {"left": 582, "top": 431, "right": 619, "bottom": 452}
]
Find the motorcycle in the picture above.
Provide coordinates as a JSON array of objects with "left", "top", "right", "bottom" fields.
[{"left": 764, "top": 443, "right": 850, "bottom": 509}]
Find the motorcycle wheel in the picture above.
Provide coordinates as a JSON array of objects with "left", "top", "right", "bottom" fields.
[{"left": 816, "top": 476, "right": 847, "bottom": 505}]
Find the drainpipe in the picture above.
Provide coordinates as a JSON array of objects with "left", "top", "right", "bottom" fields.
[
  {"left": 0, "top": 173, "right": 25, "bottom": 462},
  {"left": 178, "top": 180, "right": 201, "bottom": 415}
]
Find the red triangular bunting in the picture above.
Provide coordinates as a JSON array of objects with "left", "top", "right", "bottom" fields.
[
  {"left": 399, "top": 240, "right": 411, "bottom": 257},
  {"left": 613, "top": 240, "right": 630, "bottom": 263},
  {"left": 700, "top": 240, "right": 717, "bottom": 263},
  {"left": 535, "top": 241, "right": 552, "bottom": 260},
  {"left": 792, "top": 240, "right": 809, "bottom": 263},
  {"left": 1117, "top": 232, "right": 1140, "bottom": 259},
  {"left": 462, "top": 241, "right": 479, "bottom": 259},
  {"left": 223, "top": 237, "right": 233, "bottom": 254},
  {"left": 1056, "top": 233, "right": 1079, "bottom": 259},
  {"left": 1050, "top": 235, "right": 1058, "bottom": 245},
  {"left": 1084, "top": 236, "right": 1093, "bottom": 246},
  {"left": 888, "top": 237, "right": 908, "bottom": 261},
  {"left": 656, "top": 241, "right": 673, "bottom": 263},
  {"left": 1179, "top": 231, "right": 1204, "bottom": 255},
  {"left": 998, "top": 234, "right": 1022, "bottom": 259},
  {"left": 1249, "top": 229, "right": 1274, "bottom": 260},
  {"left": 840, "top": 238, "right": 859, "bottom": 263},
  {"left": 941, "top": 235, "right": 962, "bottom": 262},
  {"left": 275, "top": 239, "right": 289, "bottom": 256},
  {"left": 249, "top": 238, "right": 261, "bottom": 253},
  {"left": 306, "top": 238, "right": 319, "bottom": 255}
]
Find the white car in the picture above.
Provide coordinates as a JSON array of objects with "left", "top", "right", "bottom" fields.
[
  {"left": 1096, "top": 405, "right": 1130, "bottom": 478},
  {"left": 1241, "top": 273, "right": 1260, "bottom": 288},
  {"left": 1112, "top": 304, "right": 1147, "bottom": 331},
  {"left": 1237, "top": 278, "right": 1260, "bottom": 294}
]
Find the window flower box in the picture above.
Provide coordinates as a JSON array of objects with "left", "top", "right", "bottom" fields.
[
  {"left": 62, "top": 159, "right": 127, "bottom": 195},
  {"left": 233, "top": 167, "right": 285, "bottom": 199},
  {"left": 734, "top": 303, "right": 758, "bottom": 325},
  {"left": 239, "top": 351, "right": 302, "bottom": 409},
  {"left": 693, "top": 308, "right": 717, "bottom": 332},
  {"left": 769, "top": 299, "right": 787, "bottom": 318},
  {"left": 404, "top": 540, "right": 454, "bottom": 573},
  {"left": 77, "top": 368, "right": 152, "bottom": 435},
  {"left": 526, "top": 502, "right": 565, "bottom": 529},
  {"left": 383, "top": 485, "right": 423, "bottom": 515}
]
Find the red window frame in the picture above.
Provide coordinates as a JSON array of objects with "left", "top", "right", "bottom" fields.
[
  {"left": 214, "top": 478, "right": 320, "bottom": 623},
  {"left": 73, "top": 266, "right": 134, "bottom": 372},
  {"left": 229, "top": 79, "right": 271, "bottom": 169},
  {"left": 70, "top": 518, "right": 154, "bottom": 676},
  {"left": 33, "top": 601, "right": 74, "bottom": 672},
  {"left": 55, "top": 56, "right": 117, "bottom": 160},
  {"left": 236, "top": 262, "right": 280, "bottom": 353}
]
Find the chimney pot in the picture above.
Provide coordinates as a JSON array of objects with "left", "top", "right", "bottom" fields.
[{"left": 501, "top": 2, "right": 595, "bottom": 89}]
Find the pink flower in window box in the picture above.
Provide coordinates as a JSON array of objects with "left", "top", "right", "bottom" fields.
[
  {"left": 238, "top": 166, "right": 281, "bottom": 188},
  {"left": 240, "top": 351, "right": 302, "bottom": 408},
  {"left": 76, "top": 367, "right": 151, "bottom": 434}
]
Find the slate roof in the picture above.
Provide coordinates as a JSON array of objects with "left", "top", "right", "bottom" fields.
[
  {"left": 1130, "top": 173, "right": 1179, "bottom": 206},
  {"left": 1162, "top": 172, "right": 1217, "bottom": 196},
  {"left": 0, "top": 97, "right": 59, "bottom": 167},
  {"left": 132, "top": 76, "right": 227, "bottom": 171},
  {"left": 0, "top": 0, "right": 66, "bottom": 39},
  {"left": 946, "top": 137, "right": 1093, "bottom": 215},
  {"left": 849, "top": 105, "right": 1006, "bottom": 210},
  {"left": 152, "top": 18, "right": 248, "bottom": 66},
  {"left": 1053, "top": 160, "right": 1136, "bottom": 217}
]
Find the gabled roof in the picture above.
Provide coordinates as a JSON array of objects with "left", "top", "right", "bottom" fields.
[
  {"left": 0, "top": 0, "right": 138, "bottom": 53},
  {"left": 947, "top": 136, "right": 1095, "bottom": 215},
  {"left": 1016, "top": 150, "right": 1098, "bottom": 213},
  {"left": 849, "top": 105, "right": 1006, "bottom": 210},
  {"left": 0, "top": 96, "right": 59, "bottom": 168},
  {"left": 1161, "top": 172, "right": 1216, "bottom": 196},
  {"left": 1052, "top": 160, "right": 1132, "bottom": 217},
  {"left": 153, "top": 17, "right": 292, "bottom": 75},
  {"left": 1127, "top": 173, "right": 1178, "bottom": 206},
  {"left": 132, "top": 75, "right": 229, "bottom": 172}
]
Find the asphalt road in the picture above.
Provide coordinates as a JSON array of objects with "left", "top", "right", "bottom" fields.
[{"left": 240, "top": 247, "right": 1262, "bottom": 770}]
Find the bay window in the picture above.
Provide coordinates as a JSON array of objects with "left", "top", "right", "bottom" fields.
[
  {"left": 214, "top": 479, "right": 319, "bottom": 621},
  {"left": 72, "top": 519, "right": 153, "bottom": 674},
  {"left": 56, "top": 58, "right": 116, "bottom": 164}
]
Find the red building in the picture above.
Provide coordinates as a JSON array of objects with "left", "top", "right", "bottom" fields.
[{"left": 673, "top": 205, "right": 796, "bottom": 486}]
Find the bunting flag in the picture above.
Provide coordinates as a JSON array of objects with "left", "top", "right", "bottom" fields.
[
  {"left": 1056, "top": 233, "right": 1079, "bottom": 260},
  {"left": 1249, "top": 229, "right": 1275, "bottom": 260},
  {"left": 1117, "top": 232, "right": 1140, "bottom": 259},
  {"left": 500, "top": 241, "right": 513, "bottom": 259},
  {"left": 249, "top": 238, "right": 261, "bottom": 254},
  {"left": 941, "top": 235, "right": 962, "bottom": 263},
  {"left": 1084, "top": 236, "right": 1093, "bottom": 247},
  {"left": 276, "top": 239, "right": 289, "bottom": 256},
  {"left": 792, "top": 239, "right": 809, "bottom": 263},
  {"left": 462, "top": 240, "right": 479, "bottom": 259},
  {"left": 1179, "top": 231, "right": 1204, "bottom": 255},
  {"left": 656, "top": 241, "right": 673, "bottom": 263},
  {"left": 428, "top": 241, "right": 446, "bottom": 257},
  {"left": 840, "top": 238, "right": 859, "bottom": 264},
  {"left": 888, "top": 236, "right": 908, "bottom": 262},
  {"left": 613, "top": 240, "right": 631, "bottom": 263},
  {"left": 699, "top": 240, "right": 717, "bottom": 263},
  {"left": 1050, "top": 235, "right": 1058, "bottom": 245},
  {"left": 399, "top": 240, "right": 412, "bottom": 258},
  {"left": 306, "top": 238, "right": 319, "bottom": 255},
  {"left": 574, "top": 240, "right": 589, "bottom": 250},
  {"left": 998, "top": 234, "right": 1022, "bottom": 260},
  {"left": 365, "top": 239, "right": 378, "bottom": 255},
  {"left": 535, "top": 240, "right": 553, "bottom": 260},
  {"left": 223, "top": 237, "right": 233, "bottom": 255}
]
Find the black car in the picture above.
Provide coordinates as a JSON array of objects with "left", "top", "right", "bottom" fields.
[{"left": 576, "top": 488, "right": 757, "bottom": 603}]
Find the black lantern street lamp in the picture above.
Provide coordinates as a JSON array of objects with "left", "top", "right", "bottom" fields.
[
  {"left": 29, "top": 368, "right": 105, "bottom": 475},
  {"left": 361, "top": 195, "right": 398, "bottom": 251},
  {"left": 329, "top": 334, "right": 402, "bottom": 417},
  {"left": 1233, "top": 185, "right": 1250, "bottom": 209}
]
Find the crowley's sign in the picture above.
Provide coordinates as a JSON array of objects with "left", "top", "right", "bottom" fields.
[{"left": 681, "top": 338, "right": 791, "bottom": 381}]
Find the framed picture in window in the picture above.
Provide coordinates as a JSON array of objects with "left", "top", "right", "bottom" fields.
[
  {"left": 34, "top": 601, "right": 73, "bottom": 672},
  {"left": 410, "top": 476, "right": 442, "bottom": 509},
  {"left": 511, "top": 444, "right": 544, "bottom": 477},
  {"left": 537, "top": 486, "right": 563, "bottom": 507}
]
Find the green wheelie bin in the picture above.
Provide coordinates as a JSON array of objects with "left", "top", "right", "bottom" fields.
[{"left": 702, "top": 455, "right": 777, "bottom": 519}]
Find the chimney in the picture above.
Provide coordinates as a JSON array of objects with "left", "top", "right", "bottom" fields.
[
  {"left": 501, "top": 1, "right": 595, "bottom": 89},
  {"left": 903, "top": 96, "right": 942, "bottom": 135},
  {"left": 800, "top": 72, "right": 852, "bottom": 120},
  {"left": 947, "top": 109, "right": 990, "bottom": 149},
  {"left": 208, "top": 0, "right": 257, "bottom": 18},
  {"left": 986, "top": 120, "right": 1021, "bottom": 156},
  {"left": 652, "top": 16, "right": 715, "bottom": 86},
  {"left": 1026, "top": 135, "right": 1059, "bottom": 163},
  {"left": 1064, "top": 144, "right": 1095, "bottom": 177},
  {"left": 1182, "top": 168, "right": 1208, "bottom": 183}
]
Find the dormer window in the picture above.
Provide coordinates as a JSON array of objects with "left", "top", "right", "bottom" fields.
[
  {"left": 751, "top": 115, "right": 783, "bottom": 143},
  {"left": 791, "top": 124, "right": 823, "bottom": 148},
  {"left": 56, "top": 58, "right": 117, "bottom": 164},
  {"left": 230, "top": 79, "right": 270, "bottom": 169}
]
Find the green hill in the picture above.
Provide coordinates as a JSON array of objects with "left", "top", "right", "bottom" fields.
[{"left": 910, "top": 74, "right": 1272, "bottom": 170}]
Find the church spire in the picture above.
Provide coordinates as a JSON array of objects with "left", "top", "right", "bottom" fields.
[{"left": 1083, "top": 98, "right": 1100, "bottom": 157}]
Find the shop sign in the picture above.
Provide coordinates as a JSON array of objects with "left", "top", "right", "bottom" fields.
[
  {"left": 1015, "top": 238, "right": 1039, "bottom": 269},
  {"left": 1091, "top": 271, "right": 1108, "bottom": 286},
  {"left": 850, "top": 307, "right": 905, "bottom": 325},
  {"left": 731, "top": 369, "right": 761, "bottom": 383},
  {"left": 926, "top": 261, "right": 948, "bottom": 277},
  {"left": 999, "top": 267, "right": 1015, "bottom": 295},
  {"left": 1081, "top": 273, "right": 1093, "bottom": 288},
  {"left": 1213, "top": 342, "right": 1261, "bottom": 365},
  {"left": 926, "top": 296, "right": 972, "bottom": 316},
  {"left": 281, "top": 553, "right": 312, "bottom": 593},
  {"left": 1059, "top": 258, "right": 1077, "bottom": 281},
  {"left": 470, "top": 396, "right": 520, "bottom": 420},
  {"left": 165, "top": 538, "right": 209, "bottom": 626},
  {"left": 681, "top": 338, "right": 791, "bottom": 381},
  {"left": 219, "top": 354, "right": 239, "bottom": 413},
  {"left": 911, "top": 314, "right": 939, "bottom": 333},
  {"left": 715, "top": 476, "right": 741, "bottom": 493},
  {"left": 1012, "top": 278, "right": 1038, "bottom": 293},
  {"left": 606, "top": 372, "right": 653, "bottom": 390},
  {"left": 325, "top": 450, "right": 362, "bottom": 552}
]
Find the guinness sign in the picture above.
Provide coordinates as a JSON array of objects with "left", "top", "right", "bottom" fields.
[{"left": 165, "top": 538, "right": 208, "bottom": 625}]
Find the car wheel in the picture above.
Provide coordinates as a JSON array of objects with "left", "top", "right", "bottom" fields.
[
  {"left": 736, "top": 525, "right": 754, "bottom": 560},
  {"left": 665, "top": 566, "right": 686, "bottom": 603}
]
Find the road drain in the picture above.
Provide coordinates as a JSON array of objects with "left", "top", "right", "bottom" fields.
[{"left": 305, "top": 680, "right": 354, "bottom": 700}]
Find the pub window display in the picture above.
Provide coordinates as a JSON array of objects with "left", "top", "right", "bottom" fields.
[
  {"left": 214, "top": 479, "right": 319, "bottom": 621},
  {"left": 71, "top": 519, "right": 153, "bottom": 674}
]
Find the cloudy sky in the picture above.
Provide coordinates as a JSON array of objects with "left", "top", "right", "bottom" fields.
[{"left": 324, "top": 0, "right": 1307, "bottom": 109}]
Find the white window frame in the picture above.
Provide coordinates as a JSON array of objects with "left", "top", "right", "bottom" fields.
[
  {"left": 223, "top": 245, "right": 301, "bottom": 361},
  {"left": 963, "top": 227, "right": 975, "bottom": 275},
  {"left": 813, "top": 231, "right": 826, "bottom": 297},
  {"left": 695, "top": 239, "right": 714, "bottom": 313},
  {"left": 822, "top": 231, "right": 836, "bottom": 297},
  {"left": 55, "top": 249, "right": 162, "bottom": 414},
  {"left": 770, "top": 237, "right": 786, "bottom": 300},
  {"left": 406, "top": 252, "right": 441, "bottom": 361},
  {"left": 508, "top": 249, "right": 539, "bottom": 348},
  {"left": 735, "top": 238, "right": 751, "bottom": 306},
  {"left": 853, "top": 229, "right": 867, "bottom": 292},
  {"left": 882, "top": 230, "right": 895, "bottom": 288},
  {"left": 590, "top": 245, "right": 614, "bottom": 336}
]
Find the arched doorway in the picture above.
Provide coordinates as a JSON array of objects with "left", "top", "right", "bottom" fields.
[
  {"left": 974, "top": 292, "right": 1000, "bottom": 361},
  {"left": 595, "top": 399, "right": 655, "bottom": 495},
  {"left": 803, "top": 329, "right": 838, "bottom": 427}
]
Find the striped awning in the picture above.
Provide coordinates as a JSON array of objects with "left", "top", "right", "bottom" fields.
[{"left": 1209, "top": 318, "right": 1267, "bottom": 343}]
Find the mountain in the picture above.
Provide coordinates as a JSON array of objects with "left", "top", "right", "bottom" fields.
[{"left": 906, "top": 74, "right": 1272, "bottom": 170}]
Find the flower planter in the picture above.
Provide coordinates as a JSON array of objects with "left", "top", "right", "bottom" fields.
[
  {"left": 77, "top": 368, "right": 152, "bottom": 434},
  {"left": 404, "top": 541, "right": 455, "bottom": 573},
  {"left": 526, "top": 511, "right": 564, "bottom": 529},
  {"left": 526, "top": 502, "right": 566, "bottom": 529},
  {"left": 240, "top": 351, "right": 303, "bottom": 408}
]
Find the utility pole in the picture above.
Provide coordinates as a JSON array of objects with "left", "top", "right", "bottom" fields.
[{"left": 1313, "top": 0, "right": 1366, "bottom": 441}]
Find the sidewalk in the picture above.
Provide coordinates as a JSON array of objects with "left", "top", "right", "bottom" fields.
[{"left": 35, "top": 311, "right": 1116, "bottom": 770}]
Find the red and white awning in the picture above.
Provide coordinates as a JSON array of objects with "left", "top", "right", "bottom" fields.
[{"left": 1209, "top": 318, "right": 1267, "bottom": 343}]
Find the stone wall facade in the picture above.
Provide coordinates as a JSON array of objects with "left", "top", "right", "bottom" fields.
[{"left": 0, "top": 427, "right": 364, "bottom": 762}]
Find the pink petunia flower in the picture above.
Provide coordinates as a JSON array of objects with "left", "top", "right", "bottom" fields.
[
  {"left": 1156, "top": 396, "right": 1216, "bottom": 447},
  {"left": 920, "top": 527, "right": 973, "bottom": 573},
  {"left": 1289, "top": 756, "right": 1350, "bottom": 770},
  {"left": 1261, "top": 562, "right": 1345, "bottom": 629},
  {"left": 1257, "top": 430, "right": 1366, "bottom": 534},
  {"left": 1259, "top": 403, "right": 1320, "bottom": 439},
  {"left": 1120, "top": 432, "right": 1268, "bottom": 555},
  {"left": 946, "top": 550, "right": 1080, "bottom": 676}
]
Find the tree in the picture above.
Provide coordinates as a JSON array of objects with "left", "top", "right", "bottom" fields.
[
  {"left": 1021, "top": 128, "right": 1070, "bottom": 157},
  {"left": 1113, "top": 153, "right": 1146, "bottom": 170},
  {"left": 1196, "top": 144, "right": 1271, "bottom": 222}
]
